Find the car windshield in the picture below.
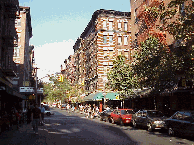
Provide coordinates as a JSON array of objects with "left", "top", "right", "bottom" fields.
[
  {"left": 62, "top": 105, "right": 66, "bottom": 107},
  {"left": 106, "top": 109, "right": 113, "bottom": 113},
  {"left": 121, "top": 110, "right": 134, "bottom": 115},
  {"left": 147, "top": 111, "right": 164, "bottom": 117}
]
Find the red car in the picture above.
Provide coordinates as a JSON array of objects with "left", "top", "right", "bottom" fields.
[{"left": 110, "top": 109, "right": 135, "bottom": 126}]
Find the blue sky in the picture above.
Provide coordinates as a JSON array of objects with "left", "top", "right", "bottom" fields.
[{"left": 19, "top": 0, "right": 131, "bottom": 81}]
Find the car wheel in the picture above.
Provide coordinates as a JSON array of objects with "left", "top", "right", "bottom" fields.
[
  {"left": 133, "top": 120, "right": 137, "bottom": 128},
  {"left": 105, "top": 117, "right": 109, "bottom": 122},
  {"left": 168, "top": 126, "right": 175, "bottom": 136},
  {"left": 147, "top": 123, "right": 153, "bottom": 132},
  {"left": 46, "top": 112, "right": 51, "bottom": 116},
  {"left": 120, "top": 119, "right": 124, "bottom": 126},
  {"left": 111, "top": 118, "right": 115, "bottom": 124}
]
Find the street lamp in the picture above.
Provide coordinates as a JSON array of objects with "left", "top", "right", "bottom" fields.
[{"left": 34, "top": 67, "right": 40, "bottom": 104}]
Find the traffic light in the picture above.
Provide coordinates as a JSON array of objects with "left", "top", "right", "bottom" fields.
[{"left": 57, "top": 74, "right": 63, "bottom": 82}]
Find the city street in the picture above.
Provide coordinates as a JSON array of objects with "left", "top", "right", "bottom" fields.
[{"left": 0, "top": 108, "right": 194, "bottom": 145}]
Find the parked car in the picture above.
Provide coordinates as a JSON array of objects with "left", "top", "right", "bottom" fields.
[
  {"left": 61, "top": 104, "right": 67, "bottom": 110},
  {"left": 43, "top": 105, "right": 54, "bottom": 116},
  {"left": 52, "top": 103, "right": 56, "bottom": 108},
  {"left": 110, "top": 109, "right": 135, "bottom": 126},
  {"left": 132, "top": 110, "right": 167, "bottom": 131},
  {"left": 100, "top": 109, "right": 114, "bottom": 122},
  {"left": 165, "top": 110, "right": 194, "bottom": 137}
]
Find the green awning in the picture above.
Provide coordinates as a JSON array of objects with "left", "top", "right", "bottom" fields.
[
  {"left": 84, "top": 92, "right": 120, "bottom": 101},
  {"left": 83, "top": 93, "right": 96, "bottom": 101},
  {"left": 93, "top": 92, "right": 104, "bottom": 100},
  {"left": 105, "top": 92, "right": 120, "bottom": 100}
]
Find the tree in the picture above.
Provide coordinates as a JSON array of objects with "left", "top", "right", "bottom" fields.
[
  {"left": 158, "top": 0, "right": 194, "bottom": 78},
  {"left": 43, "top": 74, "right": 71, "bottom": 103},
  {"left": 133, "top": 36, "right": 176, "bottom": 94},
  {"left": 107, "top": 55, "right": 138, "bottom": 99},
  {"left": 133, "top": 0, "right": 194, "bottom": 94}
]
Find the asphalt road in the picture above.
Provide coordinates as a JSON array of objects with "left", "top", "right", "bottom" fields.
[{"left": 0, "top": 108, "right": 194, "bottom": 145}]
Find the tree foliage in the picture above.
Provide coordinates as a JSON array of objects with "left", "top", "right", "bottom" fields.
[
  {"left": 43, "top": 75, "right": 71, "bottom": 103},
  {"left": 133, "top": 0, "right": 193, "bottom": 94},
  {"left": 133, "top": 36, "right": 176, "bottom": 94},
  {"left": 107, "top": 55, "right": 138, "bottom": 98}
]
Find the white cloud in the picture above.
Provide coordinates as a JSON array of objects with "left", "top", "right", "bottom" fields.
[{"left": 34, "top": 39, "right": 75, "bottom": 80}]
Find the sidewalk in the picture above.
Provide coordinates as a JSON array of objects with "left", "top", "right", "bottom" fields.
[{"left": 0, "top": 123, "right": 48, "bottom": 145}]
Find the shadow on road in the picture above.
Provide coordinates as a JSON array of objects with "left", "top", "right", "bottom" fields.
[{"left": 43, "top": 110, "right": 139, "bottom": 145}]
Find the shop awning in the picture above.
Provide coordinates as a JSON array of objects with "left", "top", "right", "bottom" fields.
[
  {"left": 105, "top": 92, "right": 120, "bottom": 100},
  {"left": 93, "top": 92, "right": 103, "bottom": 100},
  {"left": 83, "top": 93, "right": 97, "bottom": 101},
  {"left": 84, "top": 92, "right": 121, "bottom": 101}
]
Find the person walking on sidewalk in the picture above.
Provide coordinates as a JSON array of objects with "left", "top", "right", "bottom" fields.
[
  {"left": 39, "top": 104, "right": 45, "bottom": 125},
  {"left": 27, "top": 103, "right": 34, "bottom": 124},
  {"left": 31, "top": 103, "right": 41, "bottom": 134}
]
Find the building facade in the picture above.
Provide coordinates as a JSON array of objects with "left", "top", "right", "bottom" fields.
[
  {"left": 13, "top": 6, "right": 34, "bottom": 91},
  {"left": 62, "top": 9, "right": 132, "bottom": 97},
  {"left": 130, "top": 0, "right": 194, "bottom": 116},
  {"left": 0, "top": 0, "right": 24, "bottom": 121}
]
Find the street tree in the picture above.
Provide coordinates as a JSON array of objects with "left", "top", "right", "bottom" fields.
[
  {"left": 133, "top": 0, "right": 193, "bottom": 94},
  {"left": 132, "top": 36, "right": 175, "bottom": 94},
  {"left": 43, "top": 74, "right": 71, "bottom": 103},
  {"left": 107, "top": 55, "right": 138, "bottom": 99}
]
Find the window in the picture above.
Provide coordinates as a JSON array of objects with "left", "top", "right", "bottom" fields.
[
  {"left": 124, "top": 36, "right": 128, "bottom": 45},
  {"left": 172, "top": 112, "right": 183, "bottom": 120},
  {"left": 109, "top": 22, "right": 113, "bottom": 30},
  {"left": 109, "top": 51, "right": 113, "bottom": 59},
  {"left": 118, "top": 36, "right": 122, "bottom": 45},
  {"left": 14, "top": 47, "right": 20, "bottom": 57},
  {"left": 118, "top": 22, "right": 121, "bottom": 29},
  {"left": 103, "top": 36, "right": 107, "bottom": 44},
  {"left": 103, "top": 50, "right": 108, "bottom": 56},
  {"left": 15, "top": 18, "right": 21, "bottom": 26},
  {"left": 18, "top": 33, "right": 21, "bottom": 42},
  {"left": 103, "top": 66, "right": 107, "bottom": 73},
  {"left": 124, "top": 51, "right": 128, "bottom": 58},
  {"left": 109, "top": 35, "right": 113, "bottom": 43},
  {"left": 124, "top": 22, "right": 127, "bottom": 31},
  {"left": 183, "top": 112, "right": 193, "bottom": 121},
  {"left": 103, "top": 20, "right": 107, "bottom": 29},
  {"left": 136, "top": 111, "right": 142, "bottom": 117},
  {"left": 118, "top": 51, "right": 122, "bottom": 55}
]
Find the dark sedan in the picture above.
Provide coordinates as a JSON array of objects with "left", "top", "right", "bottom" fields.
[
  {"left": 132, "top": 110, "right": 167, "bottom": 131},
  {"left": 165, "top": 110, "right": 194, "bottom": 137},
  {"left": 100, "top": 109, "right": 114, "bottom": 122}
]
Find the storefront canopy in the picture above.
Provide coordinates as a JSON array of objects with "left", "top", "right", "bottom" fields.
[
  {"left": 84, "top": 92, "right": 120, "bottom": 101},
  {"left": 106, "top": 92, "right": 120, "bottom": 100}
]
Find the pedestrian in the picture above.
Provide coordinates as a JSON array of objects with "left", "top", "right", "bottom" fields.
[
  {"left": 31, "top": 103, "right": 41, "bottom": 134},
  {"left": 27, "top": 103, "right": 34, "bottom": 124},
  {"left": 39, "top": 104, "right": 45, "bottom": 125}
]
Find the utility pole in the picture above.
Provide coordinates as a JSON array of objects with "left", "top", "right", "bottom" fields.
[{"left": 34, "top": 67, "right": 40, "bottom": 104}]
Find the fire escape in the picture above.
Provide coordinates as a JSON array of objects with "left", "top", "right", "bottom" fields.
[{"left": 136, "top": 0, "right": 167, "bottom": 46}]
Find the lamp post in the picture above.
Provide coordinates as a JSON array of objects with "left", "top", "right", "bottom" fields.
[{"left": 34, "top": 67, "right": 40, "bottom": 104}]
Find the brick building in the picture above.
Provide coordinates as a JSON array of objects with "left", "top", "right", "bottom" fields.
[
  {"left": 62, "top": 9, "right": 132, "bottom": 98},
  {"left": 0, "top": 0, "right": 24, "bottom": 121},
  {"left": 13, "top": 6, "right": 34, "bottom": 91},
  {"left": 130, "top": 0, "right": 194, "bottom": 116}
]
